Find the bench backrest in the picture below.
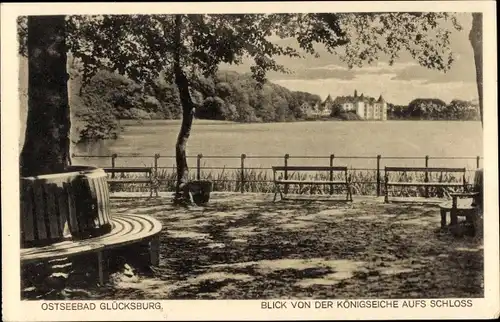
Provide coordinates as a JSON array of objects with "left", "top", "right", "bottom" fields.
[
  {"left": 272, "top": 166, "right": 348, "bottom": 172},
  {"left": 384, "top": 166, "right": 466, "bottom": 173},
  {"left": 103, "top": 167, "right": 152, "bottom": 173}
]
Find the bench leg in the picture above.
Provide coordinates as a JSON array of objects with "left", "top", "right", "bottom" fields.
[
  {"left": 149, "top": 180, "right": 159, "bottom": 199},
  {"left": 346, "top": 184, "right": 353, "bottom": 202},
  {"left": 440, "top": 208, "right": 447, "bottom": 229},
  {"left": 273, "top": 188, "right": 282, "bottom": 202},
  {"left": 273, "top": 184, "right": 283, "bottom": 202},
  {"left": 450, "top": 207, "right": 458, "bottom": 227},
  {"left": 384, "top": 176, "right": 390, "bottom": 203},
  {"left": 97, "top": 251, "right": 108, "bottom": 286},
  {"left": 150, "top": 235, "right": 160, "bottom": 266}
]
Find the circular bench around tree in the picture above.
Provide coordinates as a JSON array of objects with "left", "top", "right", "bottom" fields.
[{"left": 20, "top": 165, "right": 163, "bottom": 285}]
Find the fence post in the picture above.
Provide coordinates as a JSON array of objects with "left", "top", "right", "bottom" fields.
[
  {"left": 154, "top": 153, "right": 160, "bottom": 176},
  {"left": 376, "top": 155, "right": 381, "bottom": 197},
  {"left": 240, "top": 154, "right": 246, "bottom": 193},
  {"left": 111, "top": 154, "right": 117, "bottom": 179},
  {"left": 476, "top": 156, "right": 480, "bottom": 168},
  {"left": 425, "top": 155, "right": 429, "bottom": 198},
  {"left": 197, "top": 154, "right": 203, "bottom": 180},
  {"left": 284, "top": 154, "right": 290, "bottom": 194},
  {"left": 329, "top": 154, "right": 335, "bottom": 195}
]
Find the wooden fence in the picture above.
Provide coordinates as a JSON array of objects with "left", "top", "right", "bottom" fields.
[{"left": 72, "top": 153, "right": 482, "bottom": 196}]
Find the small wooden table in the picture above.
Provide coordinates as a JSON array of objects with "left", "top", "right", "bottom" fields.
[{"left": 439, "top": 195, "right": 478, "bottom": 228}]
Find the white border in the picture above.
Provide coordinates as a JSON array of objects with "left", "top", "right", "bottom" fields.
[{"left": 2, "top": 1, "right": 498, "bottom": 321}]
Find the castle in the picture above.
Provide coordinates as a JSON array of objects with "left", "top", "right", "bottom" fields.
[{"left": 301, "top": 90, "right": 388, "bottom": 121}]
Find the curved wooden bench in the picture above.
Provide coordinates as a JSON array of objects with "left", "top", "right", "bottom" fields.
[{"left": 21, "top": 214, "right": 163, "bottom": 284}]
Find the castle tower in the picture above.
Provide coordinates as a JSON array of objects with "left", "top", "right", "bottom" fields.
[
  {"left": 354, "top": 89, "right": 358, "bottom": 98},
  {"left": 378, "top": 95, "right": 387, "bottom": 121}
]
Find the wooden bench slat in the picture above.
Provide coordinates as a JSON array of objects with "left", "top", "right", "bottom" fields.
[
  {"left": 65, "top": 182, "right": 78, "bottom": 235},
  {"left": 272, "top": 166, "right": 348, "bottom": 171},
  {"left": 22, "top": 185, "right": 35, "bottom": 242},
  {"left": 439, "top": 200, "right": 475, "bottom": 210},
  {"left": 387, "top": 182, "right": 464, "bottom": 186},
  {"left": 276, "top": 180, "right": 347, "bottom": 185},
  {"left": 45, "top": 184, "right": 60, "bottom": 239},
  {"left": 107, "top": 179, "right": 152, "bottom": 184},
  {"left": 33, "top": 181, "right": 48, "bottom": 240},
  {"left": 385, "top": 167, "right": 466, "bottom": 173},
  {"left": 103, "top": 167, "right": 152, "bottom": 173}
]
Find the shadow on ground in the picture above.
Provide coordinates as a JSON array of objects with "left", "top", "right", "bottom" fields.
[{"left": 22, "top": 192, "right": 483, "bottom": 300}]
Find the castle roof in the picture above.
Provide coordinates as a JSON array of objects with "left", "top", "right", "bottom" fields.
[{"left": 333, "top": 92, "right": 384, "bottom": 105}]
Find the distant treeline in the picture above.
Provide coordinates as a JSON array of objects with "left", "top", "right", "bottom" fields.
[
  {"left": 66, "top": 65, "right": 479, "bottom": 143},
  {"left": 387, "top": 99, "right": 480, "bottom": 121},
  {"left": 69, "top": 68, "right": 322, "bottom": 143}
]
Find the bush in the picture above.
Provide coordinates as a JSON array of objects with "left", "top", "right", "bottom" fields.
[
  {"left": 337, "top": 111, "right": 363, "bottom": 120},
  {"left": 127, "top": 108, "right": 152, "bottom": 120}
]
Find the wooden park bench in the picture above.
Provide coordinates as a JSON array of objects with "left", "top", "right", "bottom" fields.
[
  {"left": 103, "top": 167, "right": 159, "bottom": 197},
  {"left": 384, "top": 166, "right": 467, "bottom": 203},
  {"left": 272, "top": 166, "right": 353, "bottom": 202}
]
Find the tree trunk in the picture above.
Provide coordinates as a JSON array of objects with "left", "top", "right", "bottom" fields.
[
  {"left": 172, "top": 15, "right": 195, "bottom": 205},
  {"left": 20, "top": 16, "right": 71, "bottom": 177},
  {"left": 469, "top": 13, "right": 483, "bottom": 127}
]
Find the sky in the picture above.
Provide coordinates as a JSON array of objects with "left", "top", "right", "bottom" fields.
[{"left": 221, "top": 13, "right": 478, "bottom": 106}]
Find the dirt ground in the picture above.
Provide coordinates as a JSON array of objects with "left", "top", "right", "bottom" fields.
[{"left": 22, "top": 192, "right": 483, "bottom": 300}]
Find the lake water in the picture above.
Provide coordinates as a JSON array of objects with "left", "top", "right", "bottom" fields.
[{"left": 73, "top": 120, "right": 483, "bottom": 171}]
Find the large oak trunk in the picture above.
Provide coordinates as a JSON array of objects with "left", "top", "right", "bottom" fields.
[
  {"left": 20, "top": 16, "right": 71, "bottom": 177},
  {"left": 469, "top": 13, "right": 483, "bottom": 126}
]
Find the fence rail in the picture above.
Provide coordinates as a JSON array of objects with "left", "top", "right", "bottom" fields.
[{"left": 72, "top": 153, "right": 483, "bottom": 196}]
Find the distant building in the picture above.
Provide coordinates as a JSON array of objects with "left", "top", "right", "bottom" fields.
[
  {"left": 300, "top": 100, "right": 330, "bottom": 117},
  {"left": 300, "top": 90, "right": 388, "bottom": 120},
  {"left": 332, "top": 90, "right": 387, "bottom": 121}
]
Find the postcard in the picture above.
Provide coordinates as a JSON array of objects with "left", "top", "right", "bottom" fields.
[{"left": 2, "top": 1, "right": 498, "bottom": 321}]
